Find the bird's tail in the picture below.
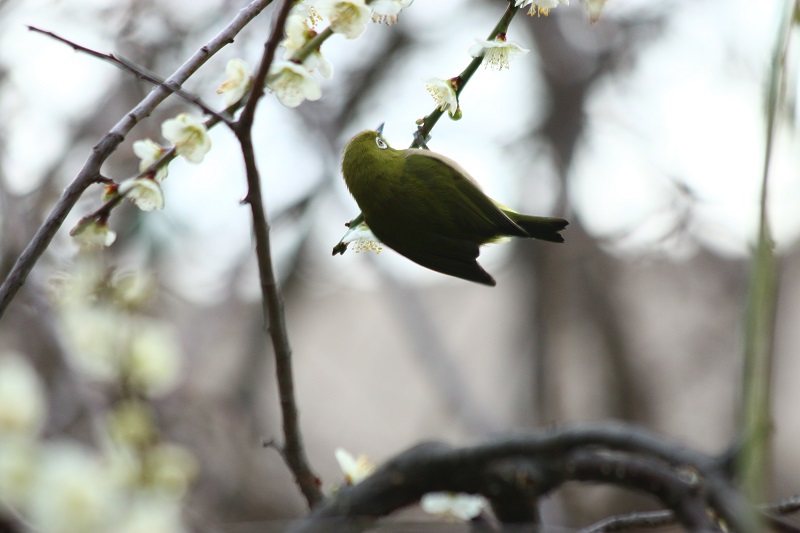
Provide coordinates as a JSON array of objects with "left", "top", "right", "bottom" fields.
[{"left": 503, "top": 211, "right": 569, "bottom": 243}]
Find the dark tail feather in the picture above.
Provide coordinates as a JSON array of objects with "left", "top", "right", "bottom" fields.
[{"left": 504, "top": 212, "right": 569, "bottom": 243}]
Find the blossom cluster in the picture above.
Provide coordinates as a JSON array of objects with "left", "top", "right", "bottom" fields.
[
  {"left": 421, "top": 0, "right": 571, "bottom": 122},
  {"left": 0, "top": 258, "right": 194, "bottom": 533},
  {"left": 267, "top": 0, "right": 413, "bottom": 108}
]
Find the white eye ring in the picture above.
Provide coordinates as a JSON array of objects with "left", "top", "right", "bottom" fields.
[{"left": 375, "top": 137, "right": 387, "bottom": 150}]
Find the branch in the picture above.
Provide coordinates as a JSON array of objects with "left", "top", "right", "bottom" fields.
[
  {"left": 288, "top": 423, "right": 759, "bottom": 533},
  {"left": 411, "top": 0, "right": 520, "bottom": 149},
  {"left": 0, "top": 0, "right": 273, "bottom": 321},
  {"left": 232, "top": 0, "right": 323, "bottom": 508}
]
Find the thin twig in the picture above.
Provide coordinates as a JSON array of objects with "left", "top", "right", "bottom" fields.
[
  {"left": 0, "top": 0, "right": 273, "bottom": 321},
  {"left": 232, "top": 0, "right": 323, "bottom": 508},
  {"left": 411, "top": 0, "right": 520, "bottom": 149},
  {"left": 579, "top": 509, "right": 675, "bottom": 533},
  {"left": 26, "top": 26, "right": 232, "bottom": 125}
]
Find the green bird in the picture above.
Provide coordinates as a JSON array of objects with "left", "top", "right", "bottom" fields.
[{"left": 336, "top": 125, "right": 568, "bottom": 286}]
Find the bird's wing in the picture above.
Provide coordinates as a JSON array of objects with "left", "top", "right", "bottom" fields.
[
  {"left": 388, "top": 232, "right": 496, "bottom": 286},
  {"left": 403, "top": 150, "right": 527, "bottom": 238}
]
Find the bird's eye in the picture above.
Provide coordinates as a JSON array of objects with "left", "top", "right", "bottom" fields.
[{"left": 375, "top": 137, "right": 387, "bottom": 150}]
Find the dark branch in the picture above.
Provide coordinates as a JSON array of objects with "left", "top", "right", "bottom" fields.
[
  {"left": 288, "top": 423, "right": 759, "bottom": 533},
  {"left": 232, "top": 0, "right": 323, "bottom": 508}
]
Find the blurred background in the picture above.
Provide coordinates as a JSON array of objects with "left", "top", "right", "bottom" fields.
[{"left": 0, "top": 0, "right": 799, "bottom": 530}]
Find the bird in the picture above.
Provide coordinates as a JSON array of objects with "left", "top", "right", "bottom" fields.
[{"left": 337, "top": 124, "right": 568, "bottom": 286}]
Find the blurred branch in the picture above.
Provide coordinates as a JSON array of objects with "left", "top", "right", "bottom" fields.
[
  {"left": 288, "top": 422, "right": 760, "bottom": 533},
  {"left": 737, "top": 0, "right": 796, "bottom": 501},
  {"left": 231, "top": 0, "right": 323, "bottom": 509},
  {"left": 0, "top": 0, "right": 272, "bottom": 321}
]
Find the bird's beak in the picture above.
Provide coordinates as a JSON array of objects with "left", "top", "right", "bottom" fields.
[{"left": 376, "top": 122, "right": 385, "bottom": 136}]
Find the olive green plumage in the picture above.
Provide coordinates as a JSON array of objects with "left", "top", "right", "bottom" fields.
[{"left": 341, "top": 128, "right": 568, "bottom": 286}]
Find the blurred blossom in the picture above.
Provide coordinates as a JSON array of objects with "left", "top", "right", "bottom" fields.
[
  {"left": 111, "top": 270, "right": 156, "bottom": 310},
  {"left": 125, "top": 320, "right": 182, "bottom": 397},
  {"left": 132, "top": 139, "right": 168, "bottom": 181},
  {"left": 370, "top": 0, "right": 413, "bottom": 25},
  {"left": 119, "top": 177, "right": 165, "bottom": 211},
  {"left": 118, "top": 494, "right": 186, "bottom": 533},
  {"left": 515, "top": 0, "right": 569, "bottom": 16},
  {"left": 334, "top": 448, "right": 375, "bottom": 485},
  {"left": 584, "top": 0, "right": 604, "bottom": 21},
  {"left": 0, "top": 438, "right": 39, "bottom": 508},
  {"left": 72, "top": 220, "right": 117, "bottom": 250},
  {"left": 421, "top": 492, "right": 488, "bottom": 520},
  {"left": 425, "top": 78, "right": 459, "bottom": 118},
  {"left": 0, "top": 353, "right": 47, "bottom": 437},
  {"left": 103, "top": 443, "right": 140, "bottom": 488},
  {"left": 267, "top": 61, "right": 322, "bottom": 108},
  {"left": 216, "top": 58, "right": 252, "bottom": 107},
  {"left": 144, "top": 443, "right": 198, "bottom": 498},
  {"left": 28, "top": 442, "right": 122, "bottom": 533},
  {"left": 161, "top": 114, "right": 212, "bottom": 164},
  {"left": 60, "top": 306, "right": 126, "bottom": 382},
  {"left": 468, "top": 36, "right": 529, "bottom": 70},
  {"left": 317, "top": 0, "right": 371, "bottom": 39},
  {"left": 106, "top": 401, "right": 157, "bottom": 449}
]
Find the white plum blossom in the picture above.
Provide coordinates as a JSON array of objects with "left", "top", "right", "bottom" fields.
[
  {"left": 469, "top": 35, "right": 529, "bottom": 70},
  {"left": 292, "top": 2, "right": 323, "bottom": 28},
  {"left": 267, "top": 61, "right": 322, "bottom": 108},
  {"left": 0, "top": 354, "right": 46, "bottom": 438},
  {"left": 371, "top": 0, "right": 413, "bottom": 25},
  {"left": 340, "top": 222, "right": 382, "bottom": 253},
  {"left": 72, "top": 220, "right": 117, "bottom": 249},
  {"left": 119, "top": 177, "right": 165, "bottom": 211},
  {"left": 282, "top": 14, "right": 313, "bottom": 52},
  {"left": 317, "top": 0, "right": 371, "bottom": 39},
  {"left": 334, "top": 448, "right": 375, "bottom": 485},
  {"left": 282, "top": 15, "right": 333, "bottom": 79},
  {"left": 515, "top": 0, "right": 569, "bottom": 16},
  {"left": 216, "top": 58, "right": 252, "bottom": 107},
  {"left": 425, "top": 78, "right": 459, "bottom": 118},
  {"left": 132, "top": 138, "right": 168, "bottom": 181},
  {"left": 421, "top": 492, "right": 488, "bottom": 521},
  {"left": 161, "top": 113, "right": 212, "bottom": 164}
]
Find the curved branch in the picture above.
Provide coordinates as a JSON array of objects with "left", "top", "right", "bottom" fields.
[{"left": 288, "top": 423, "right": 759, "bottom": 533}]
